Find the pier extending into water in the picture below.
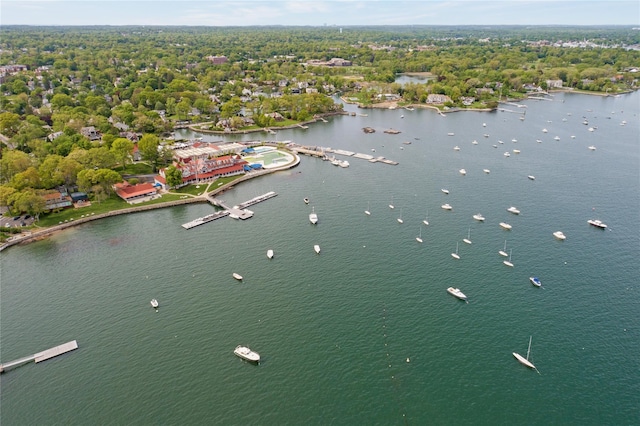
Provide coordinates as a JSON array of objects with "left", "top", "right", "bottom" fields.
[
  {"left": 0, "top": 340, "right": 78, "bottom": 373},
  {"left": 182, "top": 191, "right": 278, "bottom": 229},
  {"left": 290, "top": 144, "right": 398, "bottom": 165}
]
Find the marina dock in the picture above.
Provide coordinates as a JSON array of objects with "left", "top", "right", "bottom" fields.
[
  {"left": 182, "top": 192, "right": 277, "bottom": 229},
  {"left": 291, "top": 144, "right": 398, "bottom": 165},
  {"left": 0, "top": 340, "right": 78, "bottom": 373}
]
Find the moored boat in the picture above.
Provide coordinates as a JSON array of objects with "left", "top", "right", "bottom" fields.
[
  {"left": 441, "top": 188, "right": 449, "bottom": 194},
  {"left": 507, "top": 206, "right": 520, "bottom": 215},
  {"left": 587, "top": 219, "right": 607, "bottom": 229},
  {"left": 459, "top": 168, "right": 467, "bottom": 175},
  {"left": 233, "top": 272, "right": 243, "bottom": 281},
  {"left": 314, "top": 244, "right": 321, "bottom": 254},
  {"left": 499, "top": 222, "right": 512, "bottom": 230},
  {"left": 447, "top": 287, "right": 467, "bottom": 301},
  {"left": 309, "top": 207, "right": 318, "bottom": 224},
  {"left": 528, "top": 175, "right": 536, "bottom": 180},
  {"left": 513, "top": 336, "right": 537, "bottom": 371},
  {"left": 303, "top": 197, "right": 309, "bottom": 204},
  {"left": 150, "top": 299, "right": 159, "bottom": 308},
  {"left": 267, "top": 249, "right": 274, "bottom": 259},
  {"left": 553, "top": 231, "right": 566, "bottom": 240},
  {"left": 529, "top": 277, "right": 542, "bottom": 287},
  {"left": 441, "top": 203, "right": 452, "bottom": 210},
  {"left": 473, "top": 213, "right": 485, "bottom": 221},
  {"left": 234, "top": 345, "right": 260, "bottom": 363}
]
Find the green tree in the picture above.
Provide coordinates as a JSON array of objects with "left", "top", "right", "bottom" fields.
[
  {"left": 137, "top": 134, "right": 160, "bottom": 171},
  {"left": 111, "top": 138, "right": 134, "bottom": 170},
  {"left": 0, "top": 112, "right": 22, "bottom": 137},
  {"left": 164, "top": 165, "right": 182, "bottom": 188},
  {"left": 0, "top": 150, "right": 33, "bottom": 184},
  {"left": 0, "top": 185, "right": 17, "bottom": 209}
]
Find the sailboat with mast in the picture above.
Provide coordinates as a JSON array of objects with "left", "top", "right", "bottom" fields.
[
  {"left": 513, "top": 336, "right": 538, "bottom": 371},
  {"left": 389, "top": 195, "right": 395, "bottom": 209},
  {"left": 463, "top": 228, "right": 472, "bottom": 244},
  {"left": 503, "top": 248, "right": 514, "bottom": 267},
  {"left": 364, "top": 201, "right": 371, "bottom": 216},
  {"left": 416, "top": 227, "right": 423, "bottom": 243},
  {"left": 451, "top": 242, "right": 460, "bottom": 259},
  {"left": 397, "top": 208, "right": 403, "bottom": 224},
  {"left": 423, "top": 209, "right": 429, "bottom": 226},
  {"left": 499, "top": 240, "right": 508, "bottom": 257}
]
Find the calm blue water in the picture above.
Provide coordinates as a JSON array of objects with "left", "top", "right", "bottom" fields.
[{"left": 1, "top": 92, "right": 639, "bottom": 425}]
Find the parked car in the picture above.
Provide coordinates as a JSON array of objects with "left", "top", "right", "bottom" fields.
[
  {"left": 13, "top": 215, "right": 21, "bottom": 220},
  {"left": 24, "top": 214, "right": 32, "bottom": 220}
]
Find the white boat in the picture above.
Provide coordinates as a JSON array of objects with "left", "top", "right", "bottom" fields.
[
  {"left": 504, "top": 152, "right": 511, "bottom": 157},
  {"left": 441, "top": 188, "right": 449, "bottom": 194},
  {"left": 303, "top": 197, "right": 309, "bottom": 204},
  {"left": 447, "top": 132, "right": 455, "bottom": 136},
  {"left": 499, "top": 240, "right": 508, "bottom": 257},
  {"left": 267, "top": 249, "right": 274, "bottom": 259},
  {"left": 397, "top": 208, "right": 403, "bottom": 224},
  {"left": 507, "top": 206, "right": 520, "bottom": 215},
  {"left": 473, "top": 213, "right": 485, "bottom": 221},
  {"left": 472, "top": 140, "right": 478, "bottom": 145},
  {"left": 150, "top": 299, "right": 159, "bottom": 309},
  {"left": 482, "top": 123, "right": 486, "bottom": 127},
  {"left": 309, "top": 207, "right": 318, "bottom": 224},
  {"left": 503, "top": 248, "right": 514, "bottom": 267},
  {"left": 339, "top": 160, "right": 350, "bottom": 168},
  {"left": 416, "top": 227, "right": 423, "bottom": 243},
  {"left": 463, "top": 228, "right": 472, "bottom": 244},
  {"left": 513, "top": 149, "right": 520, "bottom": 154},
  {"left": 234, "top": 345, "right": 260, "bottom": 363},
  {"left": 459, "top": 168, "right": 467, "bottom": 175},
  {"left": 536, "top": 139, "right": 542, "bottom": 143},
  {"left": 483, "top": 169, "right": 490, "bottom": 174},
  {"left": 529, "top": 277, "right": 542, "bottom": 287},
  {"left": 451, "top": 242, "right": 460, "bottom": 259},
  {"left": 588, "top": 145, "right": 596, "bottom": 151},
  {"left": 314, "top": 244, "right": 321, "bottom": 254},
  {"left": 364, "top": 201, "right": 371, "bottom": 216},
  {"left": 498, "top": 140, "right": 504, "bottom": 144},
  {"left": 554, "top": 136, "right": 560, "bottom": 141},
  {"left": 499, "top": 222, "right": 512, "bottom": 230},
  {"left": 588, "top": 127, "right": 595, "bottom": 132},
  {"left": 542, "top": 128, "right": 548, "bottom": 133},
  {"left": 233, "top": 273, "right": 243, "bottom": 281},
  {"left": 513, "top": 336, "right": 537, "bottom": 371},
  {"left": 587, "top": 219, "right": 607, "bottom": 229},
  {"left": 512, "top": 139, "right": 518, "bottom": 143},
  {"left": 528, "top": 175, "right": 536, "bottom": 180},
  {"left": 447, "top": 287, "right": 467, "bottom": 301},
  {"left": 423, "top": 210, "right": 429, "bottom": 226},
  {"left": 553, "top": 231, "right": 566, "bottom": 240},
  {"left": 389, "top": 195, "right": 395, "bottom": 209},
  {"left": 441, "top": 203, "right": 452, "bottom": 210},
  {"left": 453, "top": 145, "right": 461, "bottom": 151}
]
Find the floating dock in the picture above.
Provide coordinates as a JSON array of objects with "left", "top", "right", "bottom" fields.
[
  {"left": 182, "top": 192, "right": 277, "bottom": 229},
  {"left": 0, "top": 340, "right": 78, "bottom": 373}
]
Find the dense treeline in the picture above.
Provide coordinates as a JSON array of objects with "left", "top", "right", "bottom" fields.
[{"left": 0, "top": 26, "right": 638, "bottom": 225}]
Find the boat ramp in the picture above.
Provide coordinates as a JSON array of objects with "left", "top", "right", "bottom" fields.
[
  {"left": 182, "top": 191, "right": 278, "bottom": 229},
  {"left": 0, "top": 340, "right": 78, "bottom": 374}
]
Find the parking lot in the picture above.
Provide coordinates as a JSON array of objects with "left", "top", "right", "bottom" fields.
[{"left": 0, "top": 213, "right": 35, "bottom": 229}]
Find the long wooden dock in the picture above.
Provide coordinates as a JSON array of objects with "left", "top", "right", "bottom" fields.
[{"left": 0, "top": 340, "right": 78, "bottom": 373}]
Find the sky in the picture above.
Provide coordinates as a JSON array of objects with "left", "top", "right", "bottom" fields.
[{"left": 1, "top": 0, "right": 639, "bottom": 27}]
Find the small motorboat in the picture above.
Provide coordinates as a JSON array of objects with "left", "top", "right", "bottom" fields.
[
  {"left": 553, "top": 231, "right": 566, "bottom": 240},
  {"left": 459, "top": 168, "right": 467, "bottom": 175},
  {"left": 499, "top": 222, "right": 512, "bottom": 230},
  {"left": 314, "top": 244, "right": 321, "bottom": 254},
  {"left": 483, "top": 169, "right": 490, "bottom": 174},
  {"left": 473, "top": 213, "right": 485, "bottom": 221},
  {"left": 441, "top": 203, "right": 452, "bottom": 210},
  {"left": 528, "top": 175, "right": 536, "bottom": 180},
  {"left": 441, "top": 189, "right": 449, "bottom": 194},
  {"left": 150, "top": 299, "right": 159, "bottom": 309},
  {"left": 309, "top": 207, "right": 318, "bottom": 224},
  {"left": 447, "top": 287, "right": 467, "bottom": 301},
  {"left": 234, "top": 345, "right": 260, "bottom": 363},
  {"left": 303, "top": 197, "right": 309, "bottom": 204},
  {"left": 267, "top": 249, "right": 274, "bottom": 259},
  {"left": 587, "top": 219, "right": 607, "bottom": 229},
  {"left": 588, "top": 145, "right": 596, "bottom": 151},
  {"left": 507, "top": 206, "right": 520, "bottom": 215},
  {"left": 504, "top": 152, "right": 511, "bottom": 157},
  {"left": 529, "top": 277, "right": 542, "bottom": 287},
  {"left": 453, "top": 146, "right": 461, "bottom": 151},
  {"left": 233, "top": 273, "right": 243, "bottom": 281}
]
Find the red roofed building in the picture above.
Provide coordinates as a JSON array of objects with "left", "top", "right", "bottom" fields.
[
  {"left": 114, "top": 182, "right": 159, "bottom": 204},
  {"left": 155, "top": 154, "right": 247, "bottom": 189}
]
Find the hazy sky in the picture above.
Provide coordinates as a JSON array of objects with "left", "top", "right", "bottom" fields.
[{"left": 1, "top": 1, "right": 639, "bottom": 26}]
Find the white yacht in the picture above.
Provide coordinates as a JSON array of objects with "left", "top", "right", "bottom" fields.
[
  {"left": 309, "top": 207, "right": 318, "bottom": 224},
  {"left": 529, "top": 277, "right": 542, "bottom": 287},
  {"left": 499, "top": 240, "right": 508, "bottom": 257},
  {"left": 504, "top": 152, "right": 511, "bottom": 157},
  {"left": 513, "top": 149, "right": 520, "bottom": 154},
  {"left": 542, "top": 128, "right": 548, "bottom": 133},
  {"left": 553, "top": 231, "right": 566, "bottom": 240},
  {"left": 507, "top": 206, "right": 520, "bottom": 215},
  {"left": 453, "top": 145, "right": 461, "bottom": 151},
  {"left": 314, "top": 244, "right": 321, "bottom": 254},
  {"left": 150, "top": 299, "right": 159, "bottom": 309},
  {"left": 587, "top": 219, "right": 607, "bottom": 229},
  {"left": 473, "top": 213, "right": 485, "bottom": 221},
  {"left": 267, "top": 249, "right": 274, "bottom": 259},
  {"left": 463, "top": 228, "right": 472, "bottom": 245},
  {"left": 339, "top": 160, "right": 350, "bottom": 168},
  {"left": 554, "top": 136, "right": 561, "bottom": 141},
  {"left": 503, "top": 249, "right": 514, "bottom": 267},
  {"left": 441, "top": 203, "right": 453, "bottom": 210},
  {"left": 441, "top": 188, "right": 449, "bottom": 194},
  {"left": 416, "top": 227, "right": 423, "bottom": 243},
  {"left": 459, "top": 168, "right": 467, "bottom": 175},
  {"left": 233, "top": 273, "right": 243, "bottom": 281},
  {"left": 397, "top": 208, "right": 403, "bottom": 224},
  {"left": 451, "top": 242, "right": 460, "bottom": 259},
  {"left": 234, "top": 345, "right": 260, "bottom": 363},
  {"left": 364, "top": 201, "right": 371, "bottom": 216},
  {"left": 499, "top": 222, "right": 512, "bottom": 230},
  {"left": 528, "top": 175, "right": 536, "bottom": 180},
  {"left": 588, "top": 145, "right": 596, "bottom": 151},
  {"left": 447, "top": 287, "right": 467, "bottom": 301},
  {"left": 472, "top": 140, "right": 478, "bottom": 145},
  {"left": 483, "top": 169, "right": 490, "bottom": 174}
]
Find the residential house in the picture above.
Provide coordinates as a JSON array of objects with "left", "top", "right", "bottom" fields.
[
  {"left": 81, "top": 126, "right": 101, "bottom": 141},
  {"left": 426, "top": 94, "right": 452, "bottom": 104},
  {"left": 43, "top": 191, "right": 73, "bottom": 211}
]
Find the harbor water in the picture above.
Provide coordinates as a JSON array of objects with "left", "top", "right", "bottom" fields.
[{"left": 1, "top": 92, "right": 638, "bottom": 424}]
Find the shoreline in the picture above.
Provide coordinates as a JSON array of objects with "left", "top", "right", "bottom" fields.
[{"left": 0, "top": 151, "right": 301, "bottom": 252}]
